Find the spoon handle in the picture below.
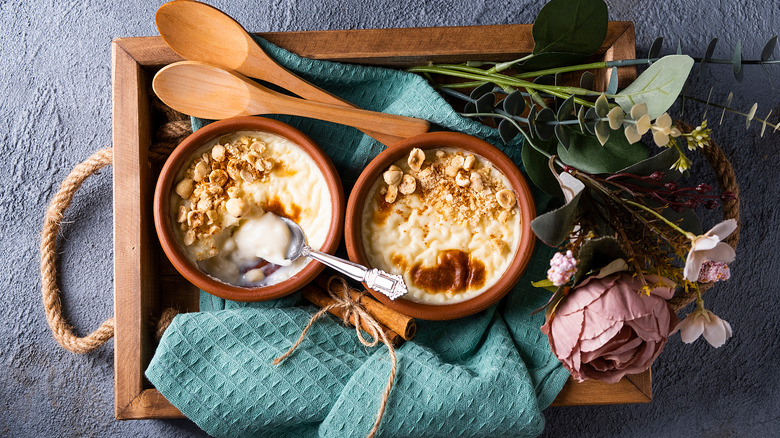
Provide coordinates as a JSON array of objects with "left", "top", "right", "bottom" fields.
[{"left": 303, "top": 247, "right": 408, "bottom": 300}]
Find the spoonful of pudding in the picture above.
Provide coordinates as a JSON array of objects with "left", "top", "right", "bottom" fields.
[{"left": 276, "top": 215, "right": 408, "bottom": 300}]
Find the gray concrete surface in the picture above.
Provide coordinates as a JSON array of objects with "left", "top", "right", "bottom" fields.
[{"left": 1, "top": 0, "right": 778, "bottom": 436}]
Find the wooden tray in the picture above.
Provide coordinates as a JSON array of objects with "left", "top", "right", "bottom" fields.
[{"left": 112, "top": 22, "right": 648, "bottom": 420}]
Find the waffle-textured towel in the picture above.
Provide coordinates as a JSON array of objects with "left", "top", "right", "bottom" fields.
[{"left": 146, "top": 36, "right": 569, "bottom": 437}]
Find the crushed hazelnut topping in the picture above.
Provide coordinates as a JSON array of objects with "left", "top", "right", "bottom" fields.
[
  {"left": 173, "top": 135, "right": 279, "bottom": 252},
  {"left": 378, "top": 148, "right": 517, "bottom": 224}
]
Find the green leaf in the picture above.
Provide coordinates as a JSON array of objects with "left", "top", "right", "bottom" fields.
[
  {"left": 532, "top": 0, "right": 609, "bottom": 56},
  {"left": 614, "top": 55, "right": 694, "bottom": 119},
  {"left": 521, "top": 133, "right": 563, "bottom": 197},
  {"left": 557, "top": 129, "right": 649, "bottom": 174},
  {"left": 530, "top": 174, "right": 585, "bottom": 246},
  {"left": 531, "top": 279, "right": 559, "bottom": 293},
  {"left": 573, "top": 236, "right": 628, "bottom": 283}
]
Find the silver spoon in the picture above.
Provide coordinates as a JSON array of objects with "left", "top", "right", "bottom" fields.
[{"left": 279, "top": 216, "right": 408, "bottom": 300}]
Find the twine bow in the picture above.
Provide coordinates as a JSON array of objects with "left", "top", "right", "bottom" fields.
[{"left": 273, "top": 276, "right": 398, "bottom": 438}]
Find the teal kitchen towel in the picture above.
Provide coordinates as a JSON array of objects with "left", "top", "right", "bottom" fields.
[{"left": 146, "top": 36, "right": 570, "bottom": 437}]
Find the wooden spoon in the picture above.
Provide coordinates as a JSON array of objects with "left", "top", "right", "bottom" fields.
[
  {"left": 155, "top": 0, "right": 428, "bottom": 145},
  {"left": 153, "top": 61, "right": 431, "bottom": 139}
]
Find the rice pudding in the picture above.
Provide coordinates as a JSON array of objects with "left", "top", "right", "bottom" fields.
[
  {"left": 171, "top": 130, "right": 331, "bottom": 287},
  {"left": 361, "top": 147, "right": 522, "bottom": 304}
]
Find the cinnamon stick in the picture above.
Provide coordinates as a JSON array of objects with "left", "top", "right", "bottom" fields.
[
  {"left": 314, "top": 273, "right": 417, "bottom": 341},
  {"left": 301, "top": 284, "right": 404, "bottom": 347}
]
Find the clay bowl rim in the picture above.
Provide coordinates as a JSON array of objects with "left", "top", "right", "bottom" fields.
[
  {"left": 153, "top": 116, "right": 345, "bottom": 302},
  {"left": 344, "top": 131, "right": 536, "bottom": 320}
]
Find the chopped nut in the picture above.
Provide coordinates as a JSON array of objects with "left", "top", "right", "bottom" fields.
[
  {"left": 498, "top": 210, "right": 510, "bottom": 223},
  {"left": 193, "top": 160, "right": 210, "bottom": 182},
  {"left": 225, "top": 198, "right": 247, "bottom": 217},
  {"left": 246, "top": 151, "right": 260, "bottom": 165},
  {"left": 470, "top": 172, "right": 484, "bottom": 191},
  {"left": 183, "top": 230, "right": 196, "bottom": 246},
  {"left": 435, "top": 150, "right": 445, "bottom": 158},
  {"left": 240, "top": 169, "right": 255, "bottom": 183},
  {"left": 261, "top": 158, "right": 273, "bottom": 171},
  {"left": 250, "top": 141, "right": 266, "bottom": 153},
  {"left": 496, "top": 189, "right": 516, "bottom": 209},
  {"left": 175, "top": 178, "right": 194, "bottom": 198},
  {"left": 226, "top": 186, "right": 240, "bottom": 198},
  {"left": 208, "top": 225, "right": 220, "bottom": 235},
  {"left": 383, "top": 169, "right": 403, "bottom": 186},
  {"left": 226, "top": 161, "right": 241, "bottom": 180},
  {"left": 398, "top": 174, "right": 417, "bottom": 194},
  {"left": 211, "top": 144, "right": 226, "bottom": 162},
  {"left": 385, "top": 184, "right": 398, "bottom": 203},
  {"left": 463, "top": 154, "right": 476, "bottom": 170},
  {"left": 455, "top": 171, "right": 471, "bottom": 187},
  {"left": 408, "top": 148, "right": 425, "bottom": 172},
  {"left": 254, "top": 159, "right": 265, "bottom": 172},
  {"left": 201, "top": 153, "right": 210, "bottom": 165},
  {"left": 445, "top": 165, "right": 459, "bottom": 177},
  {"left": 451, "top": 155, "right": 465, "bottom": 169},
  {"left": 187, "top": 210, "right": 204, "bottom": 228},
  {"left": 197, "top": 198, "right": 212, "bottom": 211},
  {"left": 206, "top": 210, "right": 218, "bottom": 225},
  {"left": 207, "top": 185, "right": 223, "bottom": 196},
  {"left": 209, "top": 169, "right": 228, "bottom": 186},
  {"left": 176, "top": 205, "right": 188, "bottom": 223}
]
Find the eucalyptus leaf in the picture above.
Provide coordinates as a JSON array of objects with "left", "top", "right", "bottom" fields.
[
  {"left": 733, "top": 39, "right": 744, "bottom": 82},
  {"left": 557, "top": 129, "right": 649, "bottom": 174},
  {"left": 762, "top": 35, "right": 778, "bottom": 61},
  {"left": 535, "top": 108, "right": 556, "bottom": 140},
  {"left": 499, "top": 118, "right": 520, "bottom": 143},
  {"left": 580, "top": 71, "right": 595, "bottom": 90},
  {"left": 470, "top": 82, "right": 495, "bottom": 100},
  {"left": 648, "top": 37, "right": 664, "bottom": 59},
  {"left": 503, "top": 90, "right": 526, "bottom": 116},
  {"left": 532, "top": 0, "right": 608, "bottom": 56},
  {"left": 555, "top": 124, "right": 571, "bottom": 149},
  {"left": 700, "top": 38, "right": 718, "bottom": 80},
  {"left": 614, "top": 54, "right": 694, "bottom": 119},
  {"left": 607, "top": 67, "right": 618, "bottom": 95},
  {"left": 530, "top": 175, "right": 585, "bottom": 246},
  {"left": 520, "top": 133, "right": 562, "bottom": 197},
  {"left": 557, "top": 96, "right": 575, "bottom": 121}
]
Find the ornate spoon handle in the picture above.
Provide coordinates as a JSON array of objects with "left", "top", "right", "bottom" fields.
[{"left": 302, "top": 246, "right": 408, "bottom": 300}]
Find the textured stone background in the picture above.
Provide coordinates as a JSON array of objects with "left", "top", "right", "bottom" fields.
[{"left": 1, "top": 0, "right": 778, "bottom": 436}]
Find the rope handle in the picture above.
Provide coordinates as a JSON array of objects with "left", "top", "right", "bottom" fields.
[{"left": 39, "top": 148, "right": 116, "bottom": 353}]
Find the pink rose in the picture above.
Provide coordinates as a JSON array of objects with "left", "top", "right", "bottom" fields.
[{"left": 541, "top": 272, "right": 678, "bottom": 384}]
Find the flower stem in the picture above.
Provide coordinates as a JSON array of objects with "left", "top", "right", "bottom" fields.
[{"left": 623, "top": 199, "right": 696, "bottom": 240}]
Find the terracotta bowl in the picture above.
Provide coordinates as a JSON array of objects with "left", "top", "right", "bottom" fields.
[
  {"left": 345, "top": 131, "right": 536, "bottom": 320},
  {"left": 153, "top": 116, "right": 344, "bottom": 302}
]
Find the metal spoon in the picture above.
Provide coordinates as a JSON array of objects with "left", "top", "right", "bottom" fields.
[
  {"left": 278, "top": 216, "right": 408, "bottom": 300},
  {"left": 155, "top": 0, "right": 428, "bottom": 146}
]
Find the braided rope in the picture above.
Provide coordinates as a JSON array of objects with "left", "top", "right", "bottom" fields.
[{"left": 39, "top": 148, "right": 116, "bottom": 353}]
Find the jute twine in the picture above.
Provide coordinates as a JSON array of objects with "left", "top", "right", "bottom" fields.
[{"left": 272, "top": 276, "right": 397, "bottom": 438}]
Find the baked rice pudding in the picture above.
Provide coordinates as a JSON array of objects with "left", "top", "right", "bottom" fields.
[
  {"left": 170, "top": 130, "right": 331, "bottom": 287},
  {"left": 361, "top": 147, "right": 522, "bottom": 304}
]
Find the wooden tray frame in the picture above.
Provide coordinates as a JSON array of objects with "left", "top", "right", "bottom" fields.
[{"left": 112, "top": 22, "right": 647, "bottom": 420}]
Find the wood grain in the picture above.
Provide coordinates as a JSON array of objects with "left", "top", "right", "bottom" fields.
[{"left": 113, "top": 22, "right": 643, "bottom": 420}]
